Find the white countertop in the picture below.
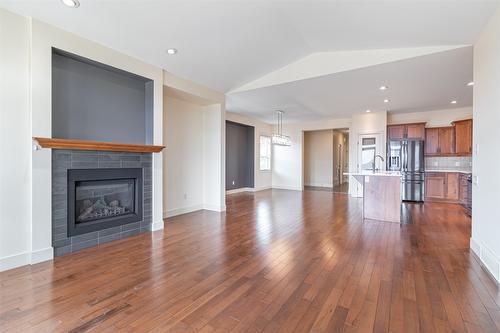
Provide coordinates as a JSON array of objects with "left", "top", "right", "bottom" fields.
[
  {"left": 425, "top": 169, "right": 472, "bottom": 174},
  {"left": 343, "top": 171, "right": 402, "bottom": 177}
]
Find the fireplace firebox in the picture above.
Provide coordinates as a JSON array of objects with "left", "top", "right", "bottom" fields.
[{"left": 67, "top": 168, "right": 143, "bottom": 237}]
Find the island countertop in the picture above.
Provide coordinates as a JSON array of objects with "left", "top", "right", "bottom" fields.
[
  {"left": 343, "top": 171, "right": 401, "bottom": 177},
  {"left": 345, "top": 171, "right": 402, "bottom": 223}
]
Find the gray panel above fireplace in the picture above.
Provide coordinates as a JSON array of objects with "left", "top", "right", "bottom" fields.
[
  {"left": 52, "top": 150, "right": 152, "bottom": 256},
  {"left": 52, "top": 48, "right": 154, "bottom": 145}
]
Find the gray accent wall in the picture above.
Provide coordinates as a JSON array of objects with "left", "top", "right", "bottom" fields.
[
  {"left": 226, "top": 121, "right": 255, "bottom": 190},
  {"left": 52, "top": 150, "right": 153, "bottom": 256},
  {"left": 52, "top": 49, "right": 153, "bottom": 144}
]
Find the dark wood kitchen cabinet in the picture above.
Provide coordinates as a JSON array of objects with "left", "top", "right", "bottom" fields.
[
  {"left": 425, "top": 172, "right": 446, "bottom": 200},
  {"left": 453, "top": 119, "right": 473, "bottom": 156},
  {"left": 425, "top": 128, "right": 439, "bottom": 155},
  {"left": 439, "top": 127, "right": 455, "bottom": 155},
  {"left": 387, "top": 125, "right": 405, "bottom": 140},
  {"left": 445, "top": 172, "right": 459, "bottom": 201},
  {"left": 387, "top": 123, "right": 426, "bottom": 141},
  {"left": 425, "top": 126, "right": 455, "bottom": 156},
  {"left": 425, "top": 172, "right": 462, "bottom": 203}
]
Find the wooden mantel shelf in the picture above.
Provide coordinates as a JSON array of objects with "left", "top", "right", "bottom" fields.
[{"left": 33, "top": 137, "right": 165, "bottom": 153}]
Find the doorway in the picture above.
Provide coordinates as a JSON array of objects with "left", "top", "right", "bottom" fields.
[
  {"left": 303, "top": 129, "right": 349, "bottom": 193},
  {"left": 354, "top": 132, "right": 384, "bottom": 196}
]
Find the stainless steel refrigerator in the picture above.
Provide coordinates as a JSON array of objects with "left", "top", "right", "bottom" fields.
[{"left": 387, "top": 139, "right": 425, "bottom": 202}]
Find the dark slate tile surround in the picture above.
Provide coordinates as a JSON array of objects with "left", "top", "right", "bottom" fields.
[{"left": 52, "top": 150, "right": 152, "bottom": 256}]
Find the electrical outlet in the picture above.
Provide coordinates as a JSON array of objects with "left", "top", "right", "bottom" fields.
[
  {"left": 455, "top": 161, "right": 460, "bottom": 166},
  {"left": 474, "top": 143, "right": 479, "bottom": 155},
  {"left": 473, "top": 175, "right": 478, "bottom": 186}
]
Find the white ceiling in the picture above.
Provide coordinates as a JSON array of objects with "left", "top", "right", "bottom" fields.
[
  {"left": 1, "top": 0, "right": 498, "bottom": 93},
  {"left": 226, "top": 47, "right": 473, "bottom": 123}
]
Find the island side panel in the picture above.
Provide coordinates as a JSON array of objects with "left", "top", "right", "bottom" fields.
[{"left": 363, "top": 176, "right": 401, "bottom": 223}]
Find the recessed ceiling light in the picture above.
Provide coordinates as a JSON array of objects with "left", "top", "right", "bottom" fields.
[
  {"left": 366, "top": 109, "right": 371, "bottom": 113},
  {"left": 379, "top": 85, "right": 388, "bottom": 90},
  {"left": 166, "top": 48, "right": 178, "bottom": 55},
  {"left": 467, "top": 81, "right": 474, "bottom": 86},
  {"left": 61, "top": 0, "right": 80, "bottom": 8},
  {"left": 384, "top": 99, "right": 390, "bottom": 103},
  {"left": 450, "top": 100, "right": 457, "bottom": 104}
]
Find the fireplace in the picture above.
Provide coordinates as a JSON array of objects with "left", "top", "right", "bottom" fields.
[{"left": 67, "top": 168, "right": 143, "bottom": 237}]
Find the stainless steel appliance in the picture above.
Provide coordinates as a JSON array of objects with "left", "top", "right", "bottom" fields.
[{"left": 387, "top": 139, "right": 425, "bottom": 202}]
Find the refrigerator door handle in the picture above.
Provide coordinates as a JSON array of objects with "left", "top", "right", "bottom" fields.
[{"left": 403, "top": 141, "right": 407, "bottom": 171}]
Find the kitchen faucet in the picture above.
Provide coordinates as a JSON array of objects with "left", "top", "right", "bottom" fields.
[{"left": 373, "top": 154, "right": 385, "bottom": 173}]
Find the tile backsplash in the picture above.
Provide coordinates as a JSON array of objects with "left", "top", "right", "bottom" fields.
[{"left": 425, "top": 156, "right": 472, "bottom": 171}]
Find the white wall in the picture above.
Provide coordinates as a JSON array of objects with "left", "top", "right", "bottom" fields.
[
  {"left": 0, "top": 9, "right": 166, "bottom": 271},
  {"left": 163, "top": 94, "right": 204, "bottom": 217},
  {"left": 304, "top": 130, "right": 334, "bottom": 187},
  {"left": 163, "top": 72, "right": 226, "bottom": 215},
  {"left": 388, "top": 107, "right": 472, "bottom": 127},
  {"left": 226, "top": 112, "right": 273, "bottom": 191},
  {"left": 470, "top": 7, "right": 500, "bottom": 283},
  {"left": 0, "top": 9, "right": 32, "bottom": 271},
  {"left": 348, "top": 111, "right": 387, "bottom": 197},
  {"left": 202, "top": 103, "right": 226, "bottom": 211},
  {"left": 30, "top": 18, "right": 165, "bottom": 255},
  {"left": 272, "top": 118, "right": 351, "bottom": 190}
]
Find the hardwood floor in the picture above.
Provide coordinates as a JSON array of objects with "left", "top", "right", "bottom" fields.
[
  {"left": 304, "top": 182, "right": 349, "bottom": 194},
  {"left": 1, "top": 189, "right": 499, "bottom": 332}
]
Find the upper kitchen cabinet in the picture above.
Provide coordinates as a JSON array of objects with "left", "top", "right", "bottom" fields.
[
  {"left": 438, "top": 127, "right": 455, "bottom": 155},
  {"left": 406, "top": 123, "right": 426, "bottom": 139},
  {"left": 387, "top": 123, "right": 426, "bottom": 140},
  {"left": 387, "top": 125, "right": 405, "bottom": 140},
  {"left": 453, "top": 119, "right": 473, "bottom": 156},
  {"left": 425, "top": 126, "right": 455, "bottom": 156},
  {"left": 425, "top": 128, "right": 439, "bottom": 155}
]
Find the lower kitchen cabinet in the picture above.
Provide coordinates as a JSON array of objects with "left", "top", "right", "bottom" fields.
[
  {"left": 425, "top": 172, "right": 465, "bottom": 203},
  {"left": 425, "top": 173, "right": 446, "bottom": 200},
  {"left": 446, "top": 173, "right": 459, "bottom": 201}
]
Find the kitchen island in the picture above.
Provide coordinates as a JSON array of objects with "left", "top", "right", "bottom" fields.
[{"left": 345, "top": 171, "right": 402, "bottom": 223}]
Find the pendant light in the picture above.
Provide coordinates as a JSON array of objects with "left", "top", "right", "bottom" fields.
[{"left": 272, "top": 110, "right": 291, "bottom": 146}]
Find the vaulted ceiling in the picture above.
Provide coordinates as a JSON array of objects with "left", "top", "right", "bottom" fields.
[
  {"left": 1, "top": 0, "right": 497, "bottom": 92},
  {"left": 227, "top": 46, "right": 474, "bottom": 122},
  {"left": 1, "top": 0, "right": 498, "bottom": 122}
]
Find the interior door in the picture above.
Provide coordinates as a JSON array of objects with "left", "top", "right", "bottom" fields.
[{"left": 356, "top": 133, "right": 383, "bottom": 196}]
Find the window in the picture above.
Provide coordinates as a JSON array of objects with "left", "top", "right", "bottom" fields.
[{"left": 259, "top": 136, "right": 271, "bottom": 171}]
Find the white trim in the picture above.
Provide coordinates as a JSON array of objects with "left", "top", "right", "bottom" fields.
[
  {"left": 151, "top": 220, "right": 165, "bottom": 231},
  {"left": 304, "top": 182, "right": 334, "bottom": 188},
  {"left": 226, "top": 186, "right": 272, "bottom": 195},
  {"left": 31, "top": 247, "right": 53, "bottom": 264},
  {"left": 204, "top": 204, "right": 226, "bottom": 212},
  {"left": 272, "top": 185, "right": 303, "bottom": 191},
  {"left": 470, "top": 237, "right": 500, "bottom": 284},
  {"left": 0, "top": 252, "right": 31, "bottom": 272},
  {"left": 253, "top": 186, "right": 272, "bottom": 192},
  {"left": 163, "top": 204, "right": 204, "bottom": 218},
  {"left": 0, "top": 247, "right": 54, "bottom": 272},
  {"left": 226, "top": 187, "right": 253, "bottom": 194}
]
